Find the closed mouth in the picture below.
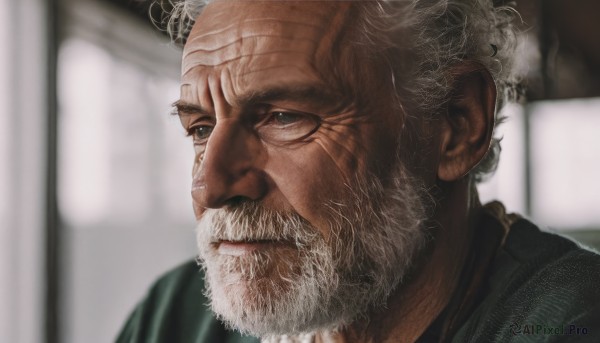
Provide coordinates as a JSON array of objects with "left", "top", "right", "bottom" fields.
[{"left": 213, "top": 239, "right": 294, "bottom": 256}]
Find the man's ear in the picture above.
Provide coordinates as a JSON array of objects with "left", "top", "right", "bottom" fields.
[{"left": 437, "top": 62, "right": 497, "bottom": 181}]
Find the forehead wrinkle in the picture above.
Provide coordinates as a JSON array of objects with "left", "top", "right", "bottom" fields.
[
  {"left": 184, "top": 1, "right": 344, "bottom": 59},
  {"left": 183, "top": 50, "right": 315, "bottom": 77},
  {"left": 186, "top": 18, "right": 324, "bottom": 47},
  {"left": 185, "top": 36, "right": 315, "bottom": 55},
  {"left": 185, "top": 22, "right": 240, "bottom": 45},
  {"left": 237, "top": 64, "right": 324, "bottom": 79},
  {"left": 183, "top": 20, "right": 323, "bottom": 75},
  {"left": 182, "top": 1, "right": 358, "bottom": 114}
]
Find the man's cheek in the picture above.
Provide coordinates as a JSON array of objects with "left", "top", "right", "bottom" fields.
[{"left": 263, "top": 144, "right": 354, "bottom": 239}]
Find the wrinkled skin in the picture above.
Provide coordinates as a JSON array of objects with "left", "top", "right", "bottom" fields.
[{"left": 178, "top": 1, "right": 404, "bottom": 235}]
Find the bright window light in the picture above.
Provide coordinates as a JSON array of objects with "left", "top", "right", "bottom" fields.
[{"left": 531, "top": 98, "right": 600, "bottom": 230}]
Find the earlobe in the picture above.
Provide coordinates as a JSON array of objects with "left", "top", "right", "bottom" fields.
[{"left": 437, "top": 62, "right": 497, "bottom": 181}]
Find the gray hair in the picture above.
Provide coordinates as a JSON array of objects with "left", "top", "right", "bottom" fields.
[{"left": 159, "top": 0, "right": 521, "bottom": 182}]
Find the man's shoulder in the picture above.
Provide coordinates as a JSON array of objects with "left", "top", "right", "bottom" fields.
[
  {"left": 456, "top": 219, "right": 600, "bottom": 342},
  {"left": 116, "top": 260, "right": 260, "bottom": 343},
  {"left": 502, "top": 218, "right": 599, "bottom": 262},
  {"left": 498, "top": 219, "right": 600, "bottom": 301}
]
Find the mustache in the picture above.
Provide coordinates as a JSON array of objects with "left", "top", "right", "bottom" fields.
[{"left": 199, "top": 201, "right": 321, "bottom": 245}]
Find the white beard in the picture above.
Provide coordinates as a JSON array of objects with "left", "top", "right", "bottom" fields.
[{"left": 195, "top": 162, "right": 430, "bottom": 337}]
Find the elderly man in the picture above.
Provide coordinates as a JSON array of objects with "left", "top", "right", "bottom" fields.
[{"left": 118, "top": 0, "right": 600, "bottom": 342}]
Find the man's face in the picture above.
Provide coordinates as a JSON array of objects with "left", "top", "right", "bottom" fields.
[{"left": 178, "top": 0, "right": 429, "bottom": 336}]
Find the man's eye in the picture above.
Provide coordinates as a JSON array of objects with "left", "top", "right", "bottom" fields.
[
  {"left": 257, "top": 111, "right": 321, "bottom": 144},
  {"left": 270, "top": 112, "right": 304, "bottom": 126},
  {"left": 190, "top": 125, "right": 214, "bottom": 142}
]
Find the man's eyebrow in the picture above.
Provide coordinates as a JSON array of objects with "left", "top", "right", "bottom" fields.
[
  {"left": 171, "top": 86, "right": 347, "bottom": 116},
  {"left": 171, "top": 100, "right": 212, "bottom": 116},
  {"left": 237, "top": 86, "right": 343, "bottom": 109}
]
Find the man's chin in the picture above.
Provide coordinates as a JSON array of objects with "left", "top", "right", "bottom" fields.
[
  {"left": 197, "top": 237, "right": 345, "bottom": 336},
  {"left": 203, "top": 260, "right": 330, "bottom": 336}
]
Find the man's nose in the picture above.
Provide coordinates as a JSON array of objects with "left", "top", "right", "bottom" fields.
[{"left": 192, "top": 121, "right": 267, "bottom": 209}]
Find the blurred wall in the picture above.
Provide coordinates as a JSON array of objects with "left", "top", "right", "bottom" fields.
[
  {"left": 0, "top": 1, "right": 48, "bottom": 342},
  {"left": 57, "top": 1, "right": 197, "bottom": 342}
]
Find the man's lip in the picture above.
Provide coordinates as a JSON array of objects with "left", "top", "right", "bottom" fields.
[{"left": 215, "top": 240, "right": 290, "bottom": 256}]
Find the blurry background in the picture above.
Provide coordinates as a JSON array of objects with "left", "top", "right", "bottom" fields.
[{"left": 0, "top": 0, "right": 599, "bottom": 342}]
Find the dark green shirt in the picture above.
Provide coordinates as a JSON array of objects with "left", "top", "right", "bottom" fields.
[{"left": 117, "top": 219, "right": 600, "bottom": 342}]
